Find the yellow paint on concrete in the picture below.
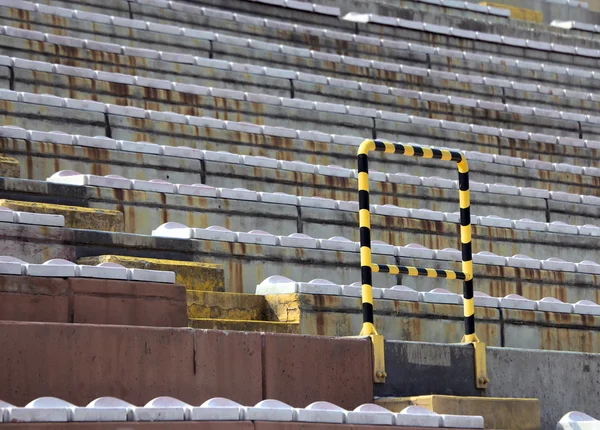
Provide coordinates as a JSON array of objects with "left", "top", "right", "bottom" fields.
[
  {"left": 189, "top": 317, "right": 299, "bottom": 333},
  {"left": 0, "top": 199, "right": 123, "bottom": 231},
  {"left": 187, "top": 290, "right": 266, "bottom": 320},
  {"left": 479, "top": 3, "right": 543, "bottom": 22},
  {"left": 376, "top": 395, "right": 541, "bottom": 430},
  {"left": 78, "top": 255, "right": 224, "bottom": 292},
  {"left": 0, "top": 156, "right": 20, "bottom": 178},
  {"left": 263, "top": 293, "right": 301, "bottom": 322}
]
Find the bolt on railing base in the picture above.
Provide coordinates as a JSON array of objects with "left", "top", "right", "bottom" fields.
[{"left": 461, "top": 334, "right": 488, "bottom": 390}]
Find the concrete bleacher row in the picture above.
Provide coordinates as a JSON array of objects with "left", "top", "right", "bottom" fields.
[
  {"left": 0, "top": 396, "right": 483, "bottom": 427},
  {"left": 0, "top": 257, "right": 175, "bottom": 282},
  {"left": 7, "top": 52, "right": 600, "bottom": 136},
  {"left": 0, "top": 205, "right": 63, "bottom": 226},
  {"left": 152, "top": 222, "right": 600, "bottom": 276},
  {"left": 557, "top": 411, "right": 600, "bottom": 429},
  {"left": 255, "top": 275, "right": 600, "bottom": 315},
  {"left": 5, "top": 1, "right": 600, "bottom": 98}
]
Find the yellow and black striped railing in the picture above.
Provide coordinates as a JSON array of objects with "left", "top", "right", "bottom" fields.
[{"left": 357, "top": 139, "right": 478, "bottom": 344}]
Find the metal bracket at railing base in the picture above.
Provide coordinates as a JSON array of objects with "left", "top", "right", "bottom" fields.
[
  {"left": 347, "top": 333, "right": 387, "bottom": 384},
  {"left": 371, "top": 334, "right": 387, "bottom": 384},
  {"left": 461, "top": 336, "right": 489, "bottom": 390}
]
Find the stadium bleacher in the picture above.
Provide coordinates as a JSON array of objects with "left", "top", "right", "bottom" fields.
[{"left": 1, "top": 0, "right": 600, "bottom": 427}]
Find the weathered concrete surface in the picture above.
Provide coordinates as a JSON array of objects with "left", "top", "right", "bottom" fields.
[
  {"left": 0, "top": 274, "right": 188, "bottom": 327},
  {"left": 376, "top": 340, "right": 600, "bottom": 429},
  {"left": 189, "top": 318, "right": 300, "bottom": 333},
  {"left": 78, "top": 255, "right": 225, "bottom": 292},
  {"left": 187, "top": 291, "right": 268, "bottom": 320},
  {"left": 376, "top": 395, "right": 541, "bottom": 430},
  {"left": 1, "top": 222, "right": 599, "bottom": 305},
  {"left": 0, "top": 322, "right": 372, "bottom": 410},
  {"left": 0, "top": 155, "right": 19, "bottom": 178},
  {"left": 0, "top": 424, "right": 254, "bottom": 430},
  {"left": 486, "top": 346, "right": 600, "bottom": 429},
  {"left": 0, "top": 199, "right": 124, "bottom": 232}
]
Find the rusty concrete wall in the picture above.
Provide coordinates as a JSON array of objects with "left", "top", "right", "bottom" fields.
[
  {"left": 0, "top": 322, "right": 372, "bottom": 409},
  {"left": 268, "top": 293, "right": 600, "bottom": 353},
  {"left": 0, "top": 275, "right": 188, "bottom": 327}
]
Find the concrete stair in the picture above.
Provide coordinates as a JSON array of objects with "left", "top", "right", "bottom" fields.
[{"left": 186, "top": 290, "right": 299, "bottom": 333}]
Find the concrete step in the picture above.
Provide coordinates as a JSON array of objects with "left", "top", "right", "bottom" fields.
[
  {"left": 376, "top": 395, "right": 540, "bottom": 430},
  {"left": 0, "top": 199, "right": 123, "bottom": 232},
  {"left": 188, "top": 317, "right": 299, "bottom": 333},
  {"left": 78, "top": 255, "right": 224, "bottom": 292},
  {"left": 187, "top": 290, "right": 271, "bottom": 321}
]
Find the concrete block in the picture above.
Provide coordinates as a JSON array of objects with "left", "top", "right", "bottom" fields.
[
  {"left": 128, "top": 268, "right": 176, "bottom": 284},
  {"left": 500, "top": 294, "right": 536, "bottom": 310},
  {"left": 191, "top": 398, "right": 242, "bottom": 421},
  {"left": 474, "top": 292, "right": 499, "bottom": 308},
  {"left": 15, "top": 212, "right": 64, "bottom": 227},
  {"left": 0, "top": 126, "right": 27, "bottom": 139},
  {"left": 298, "top": 196, "right": 336, "bottom": 209},
  {"left": 258, "top": 192, "right": 297, "bottom": 206},
  {"left": 241, "top": 156, "right": 278, "bottom": 169},
  {"left": 295, "top": 401, "right": 346, "bottom": 423},
  {"left": 513, "top": 219, "right": 547, "bottom": 232},
  {"left": 0, "top": 207, "right": 15, "bottom": 223},
  {"left": 537, "top": 297, "right": 573, "bottom": 313},
  {"left": 5, "top": 27, "right": 44, "bottom": 41},
  {"left": 193, "top": 226, "right": 237, "bottom": 242},
  {"left": 421, "top": 176, "right": 455, "bottom": 189},
  {"left": 489, "top": 183, "right": 519, "bottom": 196},
  {"left": 243, "top": 400, "right": 294, "bottom": 422},
  {"left": 444, "top": 212, "right": 478, "bottom": 225},
  {"left": 581, "top": 195, "right": 600, "bottom": 206},
  {"left": 316, "top": 165, "right": 351, "bottom": 178},
  {"left": 0, "top": 256, "right": 24, "bottom": 275},
  {"left": 473, "top": 252, "right": 506, "bottom": 266},
  {"left": 278, "top": 233, "right": 318, "bottom": 249},
  {"left": 65, "top": 99, "right": 106, "bottom": 113},
  {"left": 76, "top": 262, "right": 129, "bottom": 280},
  {"left": 395, "top": 406, "right": 442, "bottom": 427},
  {"left": 25, "top": 259, "right": 77, "bottom": 278},
  {"left": 7, "top": 397, "right": 73, "bottom": 422},
  {"left": 371, "top": 240, "right": 395, "bottom": 255},
  {"left": 76, "top": 136, "right": 118, "bottom": 150},
  {"left": 579, "top": 225, "right": 600, "bottom": 236},
  {"left": 507, "top": 254, "right": 541, "bottom": 269},
  {"left": 573, "top": 300, "right": 600, "bottom": 316},
  {"left": 548, "top": 221, "right": 578, "bottom": 235},
  {"left": 386, "top": 173, "right": 421, "bottom": 185},
  {"left": 318, "top": 236, "right": 359, "bottom": 252},
  {"left": 411, "top": 209, "right": 444, "bottom": 221},
  {"left": 373, "top": 204, "right": 411, "bottom": 218},
  {"left": 262, "top": 126, "right": 296, "bottom": 138},
  {"left": 336, "top": 200, "right": 359, "bottom": 212},
  {"left": 29, "top": 131, "right": 73, "bottom": 146},
  {"left": 237, "top": 230, "right": 278, "bottom": 246},
  {"left": 478, "top": 215, "right": 512, "bottom": 228},
  {"left": 176, "top": 183, "right": 217, "bottom": 198},
  {"left": 382, "top": 285, "right": 420, "bottom": 302},
  {"left": 72, "top": 397, "right": 131, "bottom": 422},
  {"left": 550, "top": 191, "right": 581, "bottom": 203},
  {"left": 557, "top": 411, "right": 600, "bottom": 430},
  {"left": 132, "top": 179, "right": 176, "bottom": 194},
  {"left": 441, "top": 414, "right": 484, "bottom": 428},
  {"left": 280, "top": 161, "right": 315, "bottom": 174},
  {"left": 519, "top": 187, "right": 550, "bottom": 199},
  {"left": 297, "top": 130, "right": 330, "bottom": 143},
  {"left": 524, "top": 159, "right": 553, "bottom": 171},
  {"left": 22, "top": 93, "right": 63, "bottom": 107},
  {"left": 217, "top": 188, "right": 257, "bottom": 201},
  {"left": 577, "top": 260, "right": 600, "bottom": 274},
  {"left": 107, "top": 104, "right": 146, "bottom": 118},
  {"left": 436, "top": 248, "right": 462, "bottom": 262},
  {"left": 152, "top": 222, "right": 193, "bottom": 239},
  {"left": 163, "top": 145, "right": 203, "bottom": 159},
  {"left": 346, "top": 403, "right": 393, "bottom": 425},
  {"left": 256, "top": 276, "right": 340, "bottom": 295},
  {"left": 397, "top": 244, "right": 435, "bottom": 259}
]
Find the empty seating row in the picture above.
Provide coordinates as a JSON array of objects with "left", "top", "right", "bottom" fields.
[
  {"left": 1, "top": 214, "right": 596, "bottom": 302},
  {"left": 0, "top": 396, "right": 483, "bottom": 427},
  {"left": 0, "top": 206, "right": 63, "bottom": 226},
  {"left": 2, "top": 84, "right": 599, "bottom": 166},
  {"left": 8, "top": 53, "right": 600, "bottom": 131},
  {"left": 152, "top": 222, "right": 600, "bottom": 276},
  {"left": 0, "top": 257, "right": 175, "bottom": 282},
  {"left": 255, "top": 276, "right": 600, "bottom": 315},
  {"left": 4, "top": 1, "right": 600, "bottom": 89}
]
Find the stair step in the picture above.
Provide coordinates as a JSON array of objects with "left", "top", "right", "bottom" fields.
[
  {"left": 187, "top": 290, "right": 268, "bottom": 321},
  {"left": 189, "top": 318, "right": 299, "bottom": 333}
]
